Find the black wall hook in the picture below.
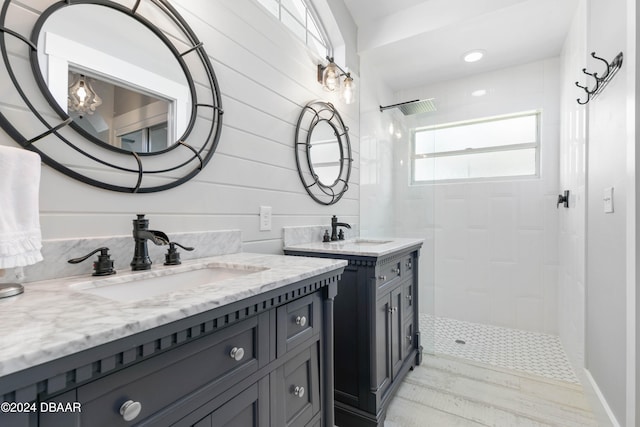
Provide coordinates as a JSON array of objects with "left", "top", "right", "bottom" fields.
[{"left": 576, "top": 52, "right": 623, "bottom": 105}]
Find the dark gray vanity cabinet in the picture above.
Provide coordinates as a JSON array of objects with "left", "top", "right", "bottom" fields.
[
  {"left": 0, "top": 271, "right": 341, "bottom": 427},
  {"left": 284, "top": 244, "right": 422, "bottom": 427}
]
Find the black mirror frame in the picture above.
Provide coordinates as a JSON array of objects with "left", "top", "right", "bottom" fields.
[
  {"left": 0, "top": 0, "right": 223, "bottom": 193},
  {"left": 294, "top": 100, "right": 352, "bottom": 205}
]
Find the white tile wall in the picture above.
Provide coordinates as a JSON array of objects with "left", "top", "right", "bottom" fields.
[
  {"left": 557, "top": 0, "right": 587, "bottom": 373},
  {"left": 359, "top": 54, "right": 398, "bottom": 238},
  {"left": 390, "top": 59, "right": 561, "bottom": 334}
]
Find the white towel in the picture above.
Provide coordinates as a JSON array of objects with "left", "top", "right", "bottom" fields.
[{"left": 0, "top": 145, "right": 43, "bottom": 268}]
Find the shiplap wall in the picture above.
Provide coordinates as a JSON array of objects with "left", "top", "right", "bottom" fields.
[{"left": 0, "top": 0, "right": 359, "bottom": 255}]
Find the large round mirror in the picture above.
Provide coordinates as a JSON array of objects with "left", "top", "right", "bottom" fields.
[
  {"left": 295, "top": 101, "right": 352, "bottom": 205},
  {"left": 35, "top": 4, "right": 191, "bottom": 154},
  {"left": 0, "top": 0, "right": 223, "bottom": 193}
]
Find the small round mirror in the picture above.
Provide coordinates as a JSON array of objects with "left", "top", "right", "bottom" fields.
[
  {"left": 295, "top": 101, "right": 352, "bottom": 205},
  {"left": 34, "top": 3, "right": 192, "bottom": 154}
]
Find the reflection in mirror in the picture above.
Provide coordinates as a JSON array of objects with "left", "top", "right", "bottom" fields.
[
  {"left": 67, "top": 70, "right": 170, "bottom": 153},
  {"left": 309, "top": 120, "right": 341, "bottom": 186},
  {"left": 36, "top": 3, "right": 191, "bottom": 153}
]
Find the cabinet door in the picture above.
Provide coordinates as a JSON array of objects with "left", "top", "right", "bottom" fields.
[
  {"left": 389, "top": 287, "right": 404, "bottom": 379},
  {"left": 192, "top": 378, "right": 268, "bottom": 427},
  {"left": 402, "top": 319, "right": 414, "bottom": 361},
  {"left": 272, "top": 343, "right": 320, "bottom": 427},
  {"left": 373, "top": 295, "right": 392, "bottom": 395}
]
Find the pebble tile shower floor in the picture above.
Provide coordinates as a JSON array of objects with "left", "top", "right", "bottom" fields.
[{"left": 419, "top": 314, "right": 579, "bottom": 384}]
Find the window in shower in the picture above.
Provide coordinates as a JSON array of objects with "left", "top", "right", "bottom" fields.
[{"left": 411, "top": 111, "right": 540, "bottom": 183}]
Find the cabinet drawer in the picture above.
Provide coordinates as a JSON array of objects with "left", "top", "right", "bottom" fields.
[
  {"left": 375, "top": 258, "right": 402, "bottom": 290},
  {"left": 77, "top": 316, "right": 266, "bottom": 426},
  {"left": 273, "top": 343, "right": 320, "bottom": 427},
  {"left": 277, "top": 293, "right": 321, "bottom": 357}
]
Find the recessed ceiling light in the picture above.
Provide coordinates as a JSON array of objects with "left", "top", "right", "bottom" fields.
[
  {"left": 472, "top": 89, "right": 487, "bottom": 97},
  {"left": 463, "top": 50, "right": 485, "bottom": 63}
]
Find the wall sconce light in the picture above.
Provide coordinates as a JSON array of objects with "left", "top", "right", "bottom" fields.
[
  {"left": 68, "top": 74, "right": 102, "bottom": 118},
  {"left": 317, "top": 56, "right": 356, "bottom": 104}
]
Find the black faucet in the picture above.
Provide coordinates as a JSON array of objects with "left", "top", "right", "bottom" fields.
[
  {"left": 130, "top": 214, "right": 170, "bottom": 271},
  {"left": 331, "top": 215, "right": 351, "bottom": 241}
]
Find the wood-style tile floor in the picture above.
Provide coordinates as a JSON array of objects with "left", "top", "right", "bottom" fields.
[{"left": 384, "top": 354, "right": 598, "bottom": 427}]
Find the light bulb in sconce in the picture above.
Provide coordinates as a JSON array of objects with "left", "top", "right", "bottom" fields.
[
  {"left": 322, "top": 62, "right": 341, "bottom": 92},
  {"left": 342, "top": 74, "right": 356, "bottom": 104}
]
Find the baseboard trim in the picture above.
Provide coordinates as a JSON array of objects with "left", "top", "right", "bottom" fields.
[{"left": 584, "top": 368, "right": 621, "bottom": 427}]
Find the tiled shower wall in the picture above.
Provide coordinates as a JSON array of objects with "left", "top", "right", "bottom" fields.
[
  {"left": 392, "top": 59, "right": 561, "bottom": 334},
  {"left": 558, "top": 0, "right": 587, "bottom": 376}
]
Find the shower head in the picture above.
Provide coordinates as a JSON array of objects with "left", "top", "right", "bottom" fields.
[{"left": 379, "top": 98, "right": 436, "bottom": 116}]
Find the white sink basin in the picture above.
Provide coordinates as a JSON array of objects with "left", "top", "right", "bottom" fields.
[
  {"left": 70, "top": 264, "right": 268, "bottom": 302},
  {"left": 352, "top": 239, "right": 393, "bottom": 245}
]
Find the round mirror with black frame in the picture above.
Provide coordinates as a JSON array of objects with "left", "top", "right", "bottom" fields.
[
  {"left": 0, "top": 0, "right": 223, "bottom": 193},
  {"left": 295, "top": 100, "right": 352, "bottom": 205}
]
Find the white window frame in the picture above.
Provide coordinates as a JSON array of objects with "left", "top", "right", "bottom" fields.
[
  {"left": 411, "top": 111, "right": 541, "bottom": 184},
  {"left": 254, "top": 0, "right": 332, "bottom": 57}
]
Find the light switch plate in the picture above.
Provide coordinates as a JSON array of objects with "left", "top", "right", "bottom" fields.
[
  {"left": 604, "top": 187, "right": 614, "bottom": 213},
  {"left": 259, "top": 206, "right": 272, "bottom": 231}
]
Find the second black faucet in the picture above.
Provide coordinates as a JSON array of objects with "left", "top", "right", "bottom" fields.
[{"left": 330, "top": 215, "right": 351, "bottom": 241}]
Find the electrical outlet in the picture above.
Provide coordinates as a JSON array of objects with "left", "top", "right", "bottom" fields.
[{"left": 259, "top": 206, "right": 272, "bottom": 231}]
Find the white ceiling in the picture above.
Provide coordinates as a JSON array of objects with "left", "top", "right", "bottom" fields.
[{"left": 342, "top": 0, "right": 579, "bottom": 92}]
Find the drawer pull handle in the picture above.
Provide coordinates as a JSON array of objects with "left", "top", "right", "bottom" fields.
[
  {"left": 120, "top": 400, "right": 142, "bottom": 422},
  {"left": 229, "top": 347, "right": 245, "bottom": 361},
  {"left": 295, "top": 315, "right": 307, "bottom": 327},
  {"left": 293, "top": 385, "right": 305, "bottom": 398},
  {"left": 378, "top": 275, "right": 387, "bottom": 280},
  {"left": 391, "top": 268, "right": 400, "bottom": 274}
]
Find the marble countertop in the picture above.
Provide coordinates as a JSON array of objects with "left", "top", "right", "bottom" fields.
[
  {"left": 0, "top": 253, "right": 347, "bottom": 377},
  {"left": 284, "top": 237, "right": 424, "bottom": 257}
]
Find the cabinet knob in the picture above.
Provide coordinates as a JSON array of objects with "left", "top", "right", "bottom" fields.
[
  {"left": 119, "top": 400, "right": 142, "bottom": 422},
  {"left": 407, "top": 335, "right": 413, "bottom": 343},
  {"left": 391, "top": 268, "right": 400, "bottom": 274},
  {"left": 406, "top": 295, "right": 412, "bottom": 302},
  {"left": 406, "top": 260, "right": 412, "bottom": 268},
  {"left": 378, "top": 275, "right": 387, "bottom": 280},
  {"left": 229, "top": 347, "right": 245, "bottom": 361},
  {"left": 388, "top": 307, "right": 397, "bottom": 313},
  {"left": 295, "top": 315, "right": 307, "bottom": 327},
  {"left": 293, "top": 385, "right": 305, "bottom": 398}
]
